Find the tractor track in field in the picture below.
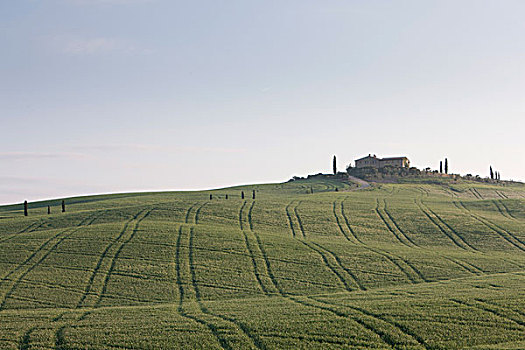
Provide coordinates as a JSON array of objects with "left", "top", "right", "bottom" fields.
[
  {"left": 239, "top": 232, "right": 421, "bottom": 349},
  {"left": 0, "top": 213, "right": 101, "bottom": 311},
  {"left": 0, "top": 213, "right": 97, "bottom": 282},
  {"left": 475, "top": 298, "right": 525, "bottom": 318},
  {"left": 492, "top": 200, "right": 513, "bottom": 220},
  {"left": 495, "top": 191, "right": 508, "bottom": 199},
  {"left": 187, "top": 226, "right": 266, "bottom": 350},
  {"left": 450, "top": 299, "right": 525, "bottom": 328},
  {"left": 3, "top": 276, "right": 163, "bottom": 305},
  {"left": 0, "top": 221, "right": 38, "bottom": 246},
  {"left": 176, "top": 225, "right": 235, "bottom": 350},
  {"left": 454, "top": 201, "right": 525, "bottom": 252},
  {"left": 184, "top": 203, "right": 198, "bottom": 224},
  {"left": 332, "top": 200, "right": 349, "bottom": 240},
  {"left": 308, "top": 296, "right": 431, "bottom": 350},
  {"left": 93, "top": 209, "right": 153, "bottom": 308},
  {"left": 175, "top": 225, "right": 236, "bottom": 350},
  {"left": 366, "top": 247, "right": 427, "bottom": 283},
  {"left": 17, "top": 221, "right": 41, "bottom": 234},
  {"left": 470, "top": 188, "right": 483, "bottom": 200},
  {"left": 375, "top": 198, "right": 415, "bottom": 248},
  {"left": 174, "top": 225, "right": 184, "bottom": 306},
  {"left": 473, "top": 188, "right": 484, "bottom": 199},
  {"left": 285, "top": 201, "right": 306, "bottom": 238},
  {"left": 299, "top": 240, "right": 354, "bottom": 292},
  {"left": 421, "top": 200, "right": 479, "bottom": 252},
  {"left": 415, "top": 199, "right": 477, "bottom": 252},
  {"left": 194, "top": 202, "right": 209, "bottom": 225},
  {"left": 309, "top": 241, "right": 365, "bottom": 291},
  {"left": 247, "top": 201, "right": 282, "bottom": 295},
  {"left": 76, "top": 208, "right": 149, "bottom": 308},
  {"left": 239, "top": 201, "right": 270, "bottom": 296},
  {"left": 336, "top": 197, "right": 426, "bottom": 284},
  {"left": 443, "top": 257, "right": 482, "bottom": 275},
  {"left": 383, "top": 199, "right": 420, "bottom": 247},
  {"left": 498, "top": 200, "right": 519, "bottom": 220},
  {"left": 293, "top": 202, "right": 306, "bottom": 238},
  {"left": 243, "top": 204, "right": 428, "bottom": 349},
  {"left": 247, "top": 201, "right": 255, "bottom": 231},
  {"left": 285, "top": 201, "right": 297, "bottom": 238},
  {"left": 340, "top": 198, "right": 362, "bottom": 243},
  {"left": 332, "top": 199, "right": 359, "bottom": 243}
]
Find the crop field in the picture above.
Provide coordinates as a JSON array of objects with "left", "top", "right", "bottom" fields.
[{"left": 0, "top": 178, "right": 524, "bottom": 349}]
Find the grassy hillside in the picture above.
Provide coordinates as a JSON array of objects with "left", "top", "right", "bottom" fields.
[{"left": 0, "top": 178, "right": 524, "bottom": 349}]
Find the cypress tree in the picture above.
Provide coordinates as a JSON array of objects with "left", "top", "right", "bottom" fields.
[
  {"left": 490, "top": 166, "right": 494, "bottom": 180},
  {"left": 444, "top": 158, "right": 448, "bottom": 174},
  {"left": 24, "top": 201, "right": 28, "bottom": 216},
  {"left": 61, "top": 200, "right": 65, "bottom": 213},
  {"left": 440, "top": 161, "right": 443, "bottom": 173},
  {"left": 333, "top": 155, "right": 337, "bottom": 175}
]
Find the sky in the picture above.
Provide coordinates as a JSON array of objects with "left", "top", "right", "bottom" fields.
[{"left": 1, "top": 0, "right": 524, "bottom": 205}]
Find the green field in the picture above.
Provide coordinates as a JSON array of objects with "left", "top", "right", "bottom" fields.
[{"left": 1, "top": 177, "right": 524, "bottom": 349}]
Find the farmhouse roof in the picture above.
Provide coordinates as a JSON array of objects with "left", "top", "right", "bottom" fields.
[
  {"left": 355, "top": 155, "right": 408, "bottom": 162},
  {"left": 355, "top": 154, "right": 377, "bottom": 161},
  {"left": 381, "top": 157, "right": 409, "bottom": 161}
]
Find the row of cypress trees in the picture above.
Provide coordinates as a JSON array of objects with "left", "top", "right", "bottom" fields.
[
  {"left": 439, "top": 158, "right": 449, "bottom": 174},
  {"left": 209, "top": 190, "right": 256, "bottom": 200},
  {"left": 489, "top": 166, "right": 501, "bottom": 180},
  {"left": 23, "top": 200, "right": 65, "bottom": 216}
]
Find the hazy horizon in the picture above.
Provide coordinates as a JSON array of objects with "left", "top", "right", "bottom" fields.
[{"left": 2, "top": 0, "right": 524, "bottom": 205}]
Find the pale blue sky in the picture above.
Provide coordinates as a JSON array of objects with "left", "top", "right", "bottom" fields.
[{"left": 1, "top": 0, "right": 524, "bottom": 204}]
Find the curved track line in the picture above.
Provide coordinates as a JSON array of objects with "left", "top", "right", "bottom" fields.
[
  {"left": 498, "top": 200, "right": 519, "bottom": 220},
  {"left": 414, "top": 199, "right": 470, "bottom": 251},
  {"left": 194, "top": 202, "right": 209, "bottom": 225},
  {"left": 0, "top": 213, "right": 97, "bottom": 282},
  {"left": 492, "top": 200, "right": 512, "bottom": 220},
  {"left": 310, "top": 242, "right": 366, "bottom": 291},
  {"left": 239, "top": 201, "right": 269, "bottom": 295},
  {"left": 332, "top": 200, "right": 350, "bottom": 241},
  {"left": 0, "top": 213, "right": 100, "bottom": 310},
  {"left": 450, "top": 299, "right": 525, "bottom": 328},
  {"left": 374, "top": 199, "right": 413, "bottom": 248},
  {"left": 285, "top": 201, "right": 296, "bottom": 238},
  {"left": 76, "top": 209, "right": 147, "bottom": 308},
  {"left": 246, "top": 235, "right": 404, "bottom": 349},
  {"left": 443, "top": 257, "right": 481, "bottom": 275},
  {"left": 455, "top": 201, "right": 525, "bottom": 252},
  {"left": 422, "top": 201, "right": 479, "bottom": 252},
  {"left": 188, "top": 227, "right": 265, "bottom": 350},
  {"left": 94, "top": 209, "right": 153, "bottom": 307},
  {"left": 309, "top": 296, "right": 430, "bottom": 350},
  {"left": 299, "top": 240, "right": 353, "bottom": 292},
  {"left": 184, "top": 203, "right": 198, "bottom": 224},
  {"left": 173, "top": 225, "right": 229, "bottom": 350},
  {"left": 293, "top": 201, "right": 306, "bottom": 238},
  {"left": 340, "top": 198, "right": 363, "bottom": 244},
  {"left": 383, "top": 199, "right": 419, "bottom": 247}
]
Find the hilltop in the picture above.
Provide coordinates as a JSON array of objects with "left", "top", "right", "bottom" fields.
[{"left": 0, "top": 177, "right": 524, "bottom": 349}]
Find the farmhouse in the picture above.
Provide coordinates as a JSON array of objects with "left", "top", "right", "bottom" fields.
[{"left": 355, "top": 154, "right": 410, "bottom": 168}]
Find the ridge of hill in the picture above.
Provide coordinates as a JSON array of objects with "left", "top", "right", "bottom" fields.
[{"left": 0, "top": 178, "right": 524, "bottom": 349}]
